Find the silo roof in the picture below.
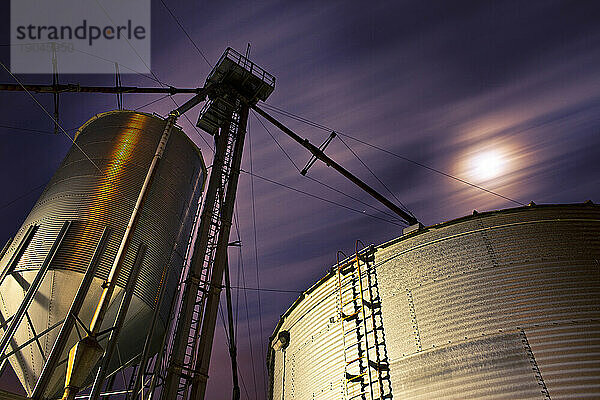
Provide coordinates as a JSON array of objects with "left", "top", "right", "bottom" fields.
[{"left": 74, "top": 109, "right": 207, "bottom": 185}]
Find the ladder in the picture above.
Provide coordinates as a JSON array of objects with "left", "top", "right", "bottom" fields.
[
  {"left": 337, "top": 241, "right": 392, "bottom": 400},
  {"left": 181, "top": 108, "right": 239, "bottom": 381},
  {"left": 160, "top": 99, "right": 244, "bottom": 400}
]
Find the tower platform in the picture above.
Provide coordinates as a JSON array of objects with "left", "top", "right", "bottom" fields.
[{"left": 197, "top": 47, "right": 275, "bottom": 135}]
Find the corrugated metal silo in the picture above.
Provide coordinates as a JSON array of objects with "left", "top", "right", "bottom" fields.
[
  {"left": 0, "top": 110, "right": 206, "bottom": 396},
  {"left": 268, "top": 203, "right": 600, "bottom": 399}
]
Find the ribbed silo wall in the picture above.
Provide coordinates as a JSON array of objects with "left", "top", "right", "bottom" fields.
[
  {"left": 268, "top": 203, "right": 600, "bottom": 399},
  {"left": 0, "top": 110, "right": 205, "bottom": 396}
]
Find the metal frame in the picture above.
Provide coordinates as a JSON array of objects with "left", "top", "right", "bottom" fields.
[
  {"left": 31, "top": 226, "right": 111, "bottom": 399},
  {"left": 0, "top": 236, "right": 14, "bottom": 262},
  {"left": 0, "top": 46, "right": 421, "bottom": 400},
  {"left": 206, "top": 47, "right": 275, "bottom": 93},
  {"left": 0, "top": 220, "right": 71, "bottom": 368},
  {"left": 89, "top": 243, "right": 147, "bottom": 400},
  {"left": 161, "top": 102, "right": 242, "bottom": 400},
  {"left": 2, "top": 319, "right": 64, "bottom": 360},
  {"left": 190, "top": 103, "right": 248, "bottom": 400},
  {"left": 223, "top": 253, "right": 240, "bottom": 400},
  {"left": 0, "top": 224, "right": 39, "bottom": 287},
  {"left": 160, "top": 47, "right": 273, "bottom": 400}
]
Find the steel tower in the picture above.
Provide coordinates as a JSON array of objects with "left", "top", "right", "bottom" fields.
[
  {"left": 0, "top": 47, "right": 418, "bottom": 400},
  {"left": 159, "top": 48, "right": 275, "bottom": 400}
]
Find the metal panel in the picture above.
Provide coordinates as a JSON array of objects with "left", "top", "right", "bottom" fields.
[
  {"left": 269, "top": 272, "right": 345, "bottom": 400},
  {"left": 269, "top": 203, "right": 600, "bottom": 399},
  {"left": 388, "top": 331, "right": 542, "bottom": 399},
  {"left": 0, "top": 110, "right": 205, "bottom": 395}
]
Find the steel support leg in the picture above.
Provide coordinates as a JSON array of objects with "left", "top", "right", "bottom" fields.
[
  {"left": 190, "top": 104, "right": 249, "bottom": 400},
  {"left": 129, "top": 270, "right": 168, "bottom": 400},
  {"left": 32, "top": 227, "right": 111, "bottom": 399},
  {"left": 129, "top": 169, "right": 205, "bottom": 400},
  {"left": 89, "top": 243, "right": 147, "bottom": 400},
  {"left": 160, "top": 115, "right": 233, "bottom": 400},
  {"left": 0, "top": 221, "right": 71, "bottom": 361},
  {"left": 0, "top": 225, "right": 38, "bottom": 287},
  {"left": 224, "top": 254, "right": 240, "bottom": 400},
  {"left": 0, "top": 236, "right": 14, "bottom": 262}
]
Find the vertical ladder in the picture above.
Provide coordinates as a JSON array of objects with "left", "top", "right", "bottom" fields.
[
  {"left": 160, "top": 98, "right": 244, "bottom": 400},
  {"left": 337, "top": 242, "right": 392, "bottom": 400},
  {"left": 183, "top": 107, "right": 240, "bottom": 382}
]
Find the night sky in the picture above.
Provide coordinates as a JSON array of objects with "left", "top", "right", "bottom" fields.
[{"left": 1, "top": 1, "right": 599, "bottom": 398}]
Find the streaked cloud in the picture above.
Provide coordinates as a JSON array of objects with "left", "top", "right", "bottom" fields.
[{"left": 1, "top": 0, "right": 599, "bottom": 397}]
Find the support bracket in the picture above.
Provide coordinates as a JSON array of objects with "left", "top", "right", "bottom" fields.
[{"left": 301, "top": 131, "right": 336, "bottom": 175}]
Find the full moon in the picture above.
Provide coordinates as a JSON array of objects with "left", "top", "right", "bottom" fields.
[{"left": 470, "top": 150, "right": 505, "bottom": 181}]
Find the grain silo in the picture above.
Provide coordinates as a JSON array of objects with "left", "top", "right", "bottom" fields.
[
  {"left": 0, "top": 110, "right": 206, "bottom": 397},
  {"left": 268, "top": 202, "right": 600, "bottom": 399}
]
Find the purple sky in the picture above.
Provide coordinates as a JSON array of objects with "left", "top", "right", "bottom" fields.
[{"left": 1, "top": 1, "right": 600, "bottom": 398}]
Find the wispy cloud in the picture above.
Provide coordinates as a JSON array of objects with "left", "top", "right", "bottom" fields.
[{"left": 1, "top": 0, "right": 599, "bottom": 397}]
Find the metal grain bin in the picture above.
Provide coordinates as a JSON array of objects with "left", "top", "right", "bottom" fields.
[
  {"left": 268, "top": 203, "right": 600, "bottom": 399},
  {"left": 0, "top": 110, "right": 206, "bottom": 396}
]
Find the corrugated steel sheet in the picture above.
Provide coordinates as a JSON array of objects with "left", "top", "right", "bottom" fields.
[
  {"left": 269, "top": 203, "right": 600, "bottom": 399},
  {"left": 268, "top": 274, "right": 345, "bottom": 399},
  {"left": 0, "top": 110, "right": 205, "bottom": 395}
]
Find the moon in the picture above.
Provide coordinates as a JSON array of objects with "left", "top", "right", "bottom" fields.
[{"left": 470, "top": 150, "right": 505, "bottom": 181}]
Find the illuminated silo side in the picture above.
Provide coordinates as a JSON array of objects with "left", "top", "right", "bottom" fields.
[
  {"left": 268, "top": 203, "right": 600, "bottom": 399},
  {"left": 0, "top": 110, "right": 205, "bottom": 396}
]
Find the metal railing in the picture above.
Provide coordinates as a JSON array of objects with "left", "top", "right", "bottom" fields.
[{"left": 206, "top": 47, "right": 275, "bottom": 88}]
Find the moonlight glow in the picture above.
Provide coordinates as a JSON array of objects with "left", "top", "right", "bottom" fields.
[{"left": 470, "top": 150, "right": 506, "bottom": 181}]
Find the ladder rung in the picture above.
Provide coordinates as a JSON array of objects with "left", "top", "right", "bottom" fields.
[
  {"left": 342, "top": 296, "right": 363, "bottom": 307},
  {"left": 345, "top": 355, "right": 365, "bottom": 365},
  {"left": 342, "top": 311, "right": 359, "bottom": 321},
  {"left": 345, "top": 342, "right": 361, "bottom": 350},
  {"left": 369, "top": 360, "right": 390, "bottom": 371},
  {"left": 345, "top": 371, "right": 366, "bottom": 382},
  {"left": 363, "top": 300, "right": 381, "bottom": 309},
  {"left": 338, "top": 277, "right": 356, "bottom": 287},
  {"left": 343, "top": 326, "right": 360, "bottom": 335}
]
